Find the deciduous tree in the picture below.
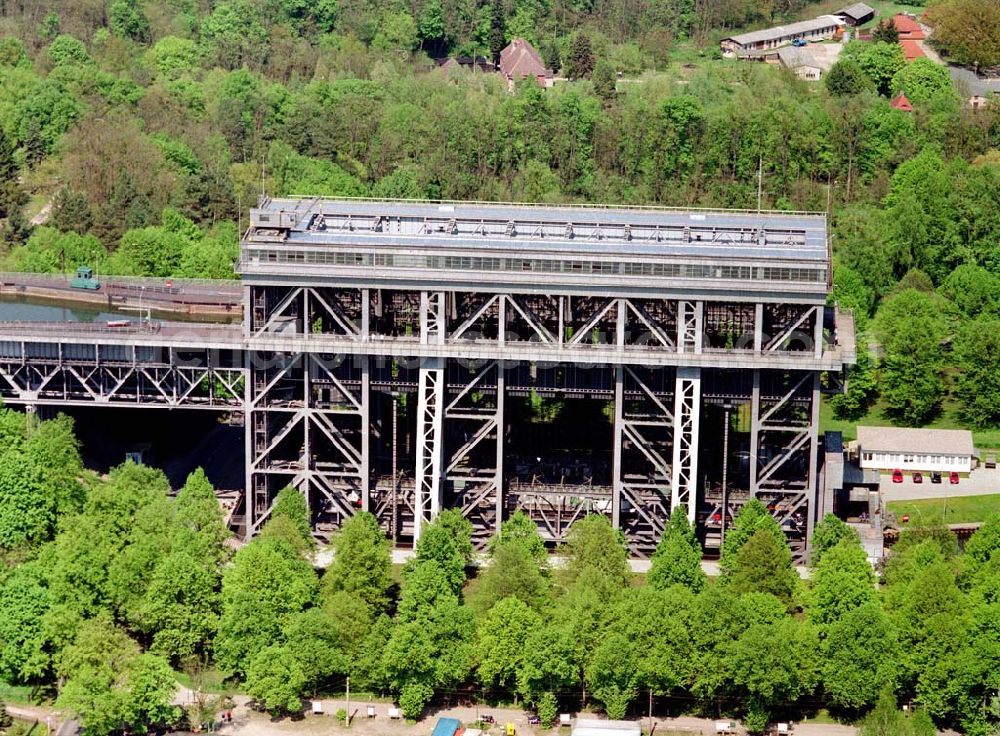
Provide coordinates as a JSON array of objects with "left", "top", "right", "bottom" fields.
[
  {"left": 875, "top": 289, "right": 948, "bottom": 425},
  {"left": 215, "top": 536, "right": 318, "bottom": 676},
  {"left": 926, "top": 0, "right": 1000, "bottom": 67},
  {"left": 727, "top": 528, "right": 800, "bottom": 607},
  {"left": 477, "top": 597, "right": 541, "bottom": 690},
  {"left": 809, "top": 538, "right": 876, "bottom": 625},
  {"left": 823, "top": 604, "right": 900, "bottom": 710},
  {"left": 322, "top": 511, "right": 392, "bottom": 614},
  {"left": 558, "top": 515, "right": 631, "bottom": 599},
  {"left": 954, "top": 318, "right": 1000, "bottom": 428},
  {"left": 648, "top": 505, "right": 706, "bottom": 592},
  {"left": 244, "top": 645, "right": 305, "bottom": 715}
]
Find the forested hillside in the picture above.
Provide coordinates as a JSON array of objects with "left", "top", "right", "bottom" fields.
[{"left": 2, "top": 411, "right": 1000, "bottom": 736}]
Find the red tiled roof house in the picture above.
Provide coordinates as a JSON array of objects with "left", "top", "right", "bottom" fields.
[{"left": 892, "top": 14, "right": 925, "bottom": 40}]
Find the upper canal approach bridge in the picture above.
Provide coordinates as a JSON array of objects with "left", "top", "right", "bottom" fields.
[{"left": 0, "top": 197, "right": 856, "bottom": 560}]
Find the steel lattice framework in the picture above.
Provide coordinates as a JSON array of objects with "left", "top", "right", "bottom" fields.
[{"left": 0, "top": 198, "right": 856, "bottom": 561}]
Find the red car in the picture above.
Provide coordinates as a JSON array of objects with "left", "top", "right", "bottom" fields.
[
  {"left": 913, "top": 472, "right": 923, "bottom": 484},
  {"left": 892, "top": 469, "right": 903, "bottom": 483},
  {"left": 950, "top": 471, "right": 960, "bottom": 485}
]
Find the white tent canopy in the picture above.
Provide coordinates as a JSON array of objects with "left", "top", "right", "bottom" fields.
[{"left": 571, "top": 720, "right": 642, "bottom": 736}]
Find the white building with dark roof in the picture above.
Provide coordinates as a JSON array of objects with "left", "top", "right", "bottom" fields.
[
  {"left": 857, "top": 426, "right": 975, "bottom": 474},
  {"left": 721, "top": 15, "right": 844, "bottom": 57},
  {"left": 777, "top": 46, "right": 822, "bottom": 79}
]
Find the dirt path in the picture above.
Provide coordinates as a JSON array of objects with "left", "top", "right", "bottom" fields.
[
  {"left": 217, "top": 700, "right": 859, "bottom": 736},
  {"left": 29, "top": 200, "right": 52, "bottom": 226}
]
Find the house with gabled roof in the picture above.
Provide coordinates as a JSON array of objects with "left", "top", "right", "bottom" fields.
[{"left": 498, "top": 38, "right": 554, "bottom": 89}]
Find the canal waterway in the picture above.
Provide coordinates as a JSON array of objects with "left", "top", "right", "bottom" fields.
[{"left": 0, "top": 294, "right": 240, "bottom": 323}]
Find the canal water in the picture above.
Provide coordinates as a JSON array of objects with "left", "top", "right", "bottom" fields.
[{"left": 0, "top": 294, "right": 239, "bottom": 323}]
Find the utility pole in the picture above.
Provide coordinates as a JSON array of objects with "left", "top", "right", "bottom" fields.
[
  {"left": 648, "top": 690, "right": 653, "bottom": 736},
  {"left": 756, "top": 153, "right": 763, "bottom": 212},
  {"left": 346, "top": 676, "right": 350, "bottom": 728}
]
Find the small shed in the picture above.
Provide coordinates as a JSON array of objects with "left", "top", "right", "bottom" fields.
[
  {"left": 571, "top": 720, "right": 641, "bottom": 736},
  {"left": 836, "top": 2, "right": 875, "bottom": 26}
]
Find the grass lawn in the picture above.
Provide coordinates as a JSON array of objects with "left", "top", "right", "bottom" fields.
[
  {"left": 819, "top": 396, "right": 1000, "bottom": 453},
  {"left": 798, "top": 709, "right": 852, "bottom": 725},
  {"left": 0, "top": 681, "right": 36, "bottom": 706},
  {"left": 887, "top": 494, "right": 1000, "bottom": 527},
  {"left": 789, "top": 0, "right": 924, "bottom": 23}
]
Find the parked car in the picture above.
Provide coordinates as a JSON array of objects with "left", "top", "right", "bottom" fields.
[
  {"left": 986, "top": 454, "right": 997, "bottom": 469},
  {"left": 791, "top": 38, "right": 807, "bottom": 46},
  {"left": 931, "top": 472, "right": 942, "bottom": 484},
  {"left": 913, "top": 472, "right": 923, "bottom": 484},
  {"left": 892, "top": 469, "right": 903, "bottom": 483},
  {"left": 950, "top": 471, "right": 960, "bottom": 484}
]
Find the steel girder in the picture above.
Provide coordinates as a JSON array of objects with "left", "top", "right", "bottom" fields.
[
  {"left": 246, "top": 352, "right": 370, "bottom": 541},
  {"left": 747, "top": 369, "right": 820, "bottom": 562},
  {"left": 442, "top": 361, "right": 504, "bottom": 549},
  {"left": 615, "top": 366, "right": 676, "bottom": 557},
  {"left": 252, "top": 285, "right": 828, "bottom": 361},
  {"left": 0, "top": 342, "right": 244, "bottom": 409}
]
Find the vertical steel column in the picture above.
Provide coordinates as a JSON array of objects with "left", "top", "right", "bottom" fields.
[
  {"left": 495, "top": 362, "right": 505, "bottom": 534},
  {"left": 677, "top": 301, "right": 704, "bottom": 354},
  {"left": 243, "top": 347, "right": 255, "bottom": 540},
  {"left": 415, "top": 290, "right": 446, "bottom": 540},
  {"left": 806, "top": 372, "right": 822, "bottom": 547},
  {"left": 420, "top": 291, "right": 446, "bottom": 345},
  {"left": 813, "top": 306, "right": 824, "bottom": 358},
  {"left": 616, "top": 299, "right": 626, "bottom": 349},
  {"left": 360, "top": 357, "right": 371, "bottom": 512},
  {"left": 243, "top": 285, "right": 253, "bottom": 337},
  {"left": 414, "top": 358, "right": 445, "bottom": 541},
  {"left": 754, "top": 303, "right": 764, "bottom": 354},
  {"left": 498, "top": 295, "right": 507, "bottom": 346},
  {"left": 302, "top": 350, "right": 311, "bottom": 516},
  {"left": 361, "top": 288, "right": 370, "bottom": 342},
  {"left": 611, "top": 364, "right": 624, "bottom": 528},
  {"left": 671, "top": 366, "right": 701, "bottom": 522},
  {"left": 695, "top": 301, "right": 704, "bottom": 354},
  {"left": 749, "top": 369, "right": 761, "bottom": 493},
  {"left": 303, "top": 288, "right": 310, "bottom": 336}
]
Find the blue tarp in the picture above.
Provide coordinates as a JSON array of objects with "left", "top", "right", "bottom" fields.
[{"left": 432, "top": 718, "right": 462, "bottom": 736}]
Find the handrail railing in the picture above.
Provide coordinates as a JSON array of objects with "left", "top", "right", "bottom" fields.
[
  {"left": 0, "top": 320, "right": 241, "bottom": 335},
  {"left": 0, "top": 272, "right": 239, "bottom": 289},
  {"left": 260, "top": 195, "right": 829, "bottom": 218}
]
